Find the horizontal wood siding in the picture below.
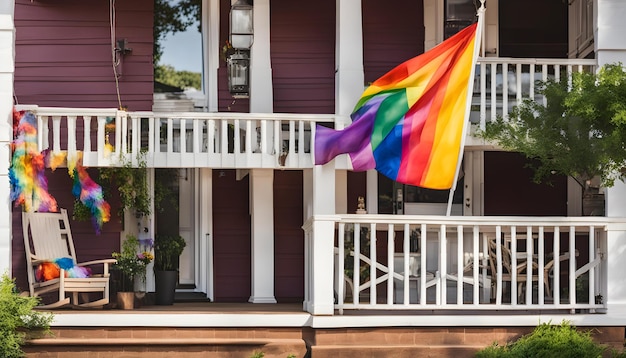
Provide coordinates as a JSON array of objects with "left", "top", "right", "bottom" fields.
[
  {"left": 212, "top": 170, "right": 251, "bottom": 302},
  {"left": 273, "top": 170, "right": 304, "bottom": 302},
  {"left": 499, "top": 0, "right": 568, "bottom": 58},
  {"left": 362, "top": 0, "right": 424, "bottom": 84},
  {"left": 484, "top": 151, "right": 567, "bottom": 216},
  {"left": 347, "top": 171, "right": 367, "bottom": 214},
  {"left": 14, "top": 0, "right": 153, "bottom": 110},
  {"left": 270, "top": 0, "right": 335, "bottom": 114}
]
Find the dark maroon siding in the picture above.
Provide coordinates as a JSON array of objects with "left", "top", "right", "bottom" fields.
[
  {"left": 11, "top": 0, "right": 153, "bottom": 291},
  {"left": 14, "top": 0, "right": 154, "bottom": 110},
  {"left": 270, "top": 0, "right": 335, "bottom": 114},
  {"left": 347, "top": 171, "right": 367, "bottom": 214},
  {"left": 273, "top": 171, "right": 304, "bottom": 302},
  {"left": 362, "top": 0, "right": 424, "bottom": 84},
  {"left": 484, "top": 152, "right": 567, "bottom": 216},
  {"left": 212, "top": 170, "right": 251, "bottom": 302},
  {"left": 499, "top": 0, "right": 568, "bottom": 58}
]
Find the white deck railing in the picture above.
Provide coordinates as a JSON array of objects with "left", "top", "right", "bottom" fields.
[
  {"left": 304, "top": 215, "right": 610, "bottom": 314},
  {"left": 16, "top": 57, "right": 597, "bottom": 169},
  {"left": 471, "top": 57, "right": 597, "bottom": 130},
  {"left": 15, "top": 105, "right": 338, "bottom": 169}
]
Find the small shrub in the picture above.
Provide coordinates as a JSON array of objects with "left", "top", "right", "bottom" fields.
[
  {"left": 0, "top": 273, "right": 53, "bottom": 358},
  {"left": 475, "top": 322, "right": 606, "bottom": 358}
]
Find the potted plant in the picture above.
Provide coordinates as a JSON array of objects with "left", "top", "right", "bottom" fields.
[
  {"left": 154, "top": 234, "right": 186, "bottom": 305},
  {"left": 111, "top": 234, "right": 153, "bottom": 309}
]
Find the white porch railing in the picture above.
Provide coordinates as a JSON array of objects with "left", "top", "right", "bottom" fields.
[
  {"left": 15, "top": 105, "right": 338, "bottom": 169},
  {"left": 16, "top": 57, "right": 597, "bottom": 169},
  {"left": 470, "top": 57, "right": 597, "bottom": 131},
  {"left": 303, "top": 215, "right": 610, "bottom": 314}
]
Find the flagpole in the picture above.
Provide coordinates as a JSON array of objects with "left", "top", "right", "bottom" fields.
[{"left": 446, "top": 0, "right": 485, "bottom": 216}]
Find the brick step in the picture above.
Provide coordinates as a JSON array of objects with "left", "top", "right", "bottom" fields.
[
  {"left": 24, "top": 327, "right": 307, "bottom": 358},
  {"left": 310, "top": 344, "right": 484, "bottom": 358}
]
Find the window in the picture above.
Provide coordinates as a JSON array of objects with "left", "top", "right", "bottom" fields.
[{"left": 445, "top": 0, "right": 478, "bottom": 39}]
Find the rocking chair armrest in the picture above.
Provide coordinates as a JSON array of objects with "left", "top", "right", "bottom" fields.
[
  {"left": 31, "top": 258, "right": 48, "bottom": 266},
  {"left": 77, "top": 258, "right": 117, "bottom": 267}
]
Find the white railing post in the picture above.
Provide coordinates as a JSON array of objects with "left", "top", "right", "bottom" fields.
[
  {"left": 305, "top": 216, "right": 336, "bottom": 315},
  {"left": 337, "top": 222, "right": 346, "bottom": 313}
]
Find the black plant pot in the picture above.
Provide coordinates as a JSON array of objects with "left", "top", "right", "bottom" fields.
[{"left": 155, "top": 270, "right": 178, "bottom": 305}]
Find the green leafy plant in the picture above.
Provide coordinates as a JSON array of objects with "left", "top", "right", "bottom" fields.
[
  {"left": 475, "top": 321, "right": 607, "bottom": 357},
  {"left": 111, "top": 234, "right": 153, "bottom": 291},
  {"left": 0, "top": 273, "right": 53, "bottom": 358},
  {"left": 73, "top": 153, "right": 150, "bottom": 222},
  {"left": 154, "top": 168, "right": 179, "bottom": 213},
  {"left": 478, "top": 63, "right": 626, "bottom": 198},
  {"left": 154, "top": 234, "right": 186, "bottom": 271},
  {"left": 101, "top": 153, "right": 151, "bottom": 217}
]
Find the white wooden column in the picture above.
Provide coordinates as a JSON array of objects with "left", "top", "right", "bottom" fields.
[
  {"left": 598, "top": 0, "right": 626, "bottom": 313},
  {"left": 249, "top": 169, "right": 276, "bottom": 303},
  {"left": 304, "top": 164, "right": 336, "bottom": 314},
  {"left": 203, "top": 0, "right": 220, "bottom": 112},
  {"left": 198, "top": 168, "right": 213, "bottom": 300},
  {"left": 0, "top": 13, "right": 14, "bottom": 275},
  {"left": 366, "top": 170, "right": 378, "bottom": 214},
  {"left": 335, "top": 170, "right": 347, "bottom": 214},
  {"left": 335, "top": 0, "right": 363, "bottom": 121},
  {"left": 250, "top": 0, "right": 273, "bottom": 113}
]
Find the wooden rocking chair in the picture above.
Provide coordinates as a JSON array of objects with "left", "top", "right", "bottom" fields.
[{"left": 22, "top": 209, "right": 117, "bottom": 308}]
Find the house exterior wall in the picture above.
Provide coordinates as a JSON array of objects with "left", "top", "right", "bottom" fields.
[
  {"left": 13, "top": 0, "right": 153, "bottom": 110},
  {"left": 10, "top": 0, "right": 153, "bottom": 292},
  {"left": 483, "top": 151, "right": 567, "bottom": 216},
  {"left": 498, "top": 0, "right": 568, "bottom": 58},
  {"left": 270, "top": 0, "right": 336, "bottom": 114},
  {"left": 362, "top": 0, "right": 424, "bottom": 84}
]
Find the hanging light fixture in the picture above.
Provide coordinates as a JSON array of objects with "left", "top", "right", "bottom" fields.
[
  {"left": 230, "top": 0, "right": 253, "bottom": 50},
  {"left": 228, "top": 51, "right": 250, "bottom": 97},
  {"left": 227, "top": 0, "right": 253, "bottom": 97}
]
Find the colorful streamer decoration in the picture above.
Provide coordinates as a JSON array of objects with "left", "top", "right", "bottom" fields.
[
  {"left": 315, "top": 22, "right": 481, "bottom": 190},
  {"left": 69, "top": 153, "right": 111, "bottom": 234},
  {"left": 9, "top": 110, "right": 58, "bottom": 212}
]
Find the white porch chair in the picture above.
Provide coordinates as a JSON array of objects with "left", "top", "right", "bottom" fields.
[{"left": 22, "top": 209, "right": 117, "bottom": 308}]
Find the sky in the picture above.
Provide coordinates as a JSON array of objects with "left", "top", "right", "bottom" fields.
[{"left": 160, "top": 28, "right": 203, "bottom": 73}]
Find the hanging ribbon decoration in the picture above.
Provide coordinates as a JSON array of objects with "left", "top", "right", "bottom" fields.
[
  {"left": 9, "top": 110, "right": 58, "bottom": 212},
  {"left": 69, "top": 153, "right": 111, "bottom": 234},
  {"left": 9, "top": 108, "right": 111, "bottom": 233}
]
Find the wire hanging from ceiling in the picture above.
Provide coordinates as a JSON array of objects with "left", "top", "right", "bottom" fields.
[{"left": 109, "top": 0, "right": 123, "bottom": 110}]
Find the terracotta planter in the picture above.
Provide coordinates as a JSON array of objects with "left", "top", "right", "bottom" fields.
[{"left": 117, "top": 291, "right": 135, "bottom": 310}]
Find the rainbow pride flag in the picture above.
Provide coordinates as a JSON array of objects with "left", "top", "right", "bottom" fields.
[{"left": 315, "top": 22, "right": 481, "bottom": 190}]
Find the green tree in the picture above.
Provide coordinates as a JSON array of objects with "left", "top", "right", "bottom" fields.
[
  {"left": 479, "top": 63, "right": 626, "bottom": 194},
  {"left": 154, "top": 0, "right": 201, "bottom": 64},
  {"left": 155, "top": 64, "right": 202, "bottom": 90}
]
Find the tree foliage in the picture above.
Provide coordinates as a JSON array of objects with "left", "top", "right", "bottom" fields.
[
  {"left": 479, "top": 63, "right": 626, "bottom": 190},
  {"left": 154, "top": 0, "right": 201, "bottom": 64},
  {"left": 155, "top": 64, "right": 201, "bottom": 90}
]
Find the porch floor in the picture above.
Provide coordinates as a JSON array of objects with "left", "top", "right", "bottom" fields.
[{"left": 36, "top": 301, "right": 626, "bottom": 328}]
